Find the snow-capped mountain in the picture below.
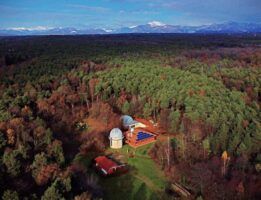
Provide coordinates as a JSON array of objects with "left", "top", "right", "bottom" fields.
[
  {"left": 114, "top": 21, "right": 261, "bottom": 34},
  {"left": 0, "top": 27, "right": 107, "bottom": 36},
  {"left": 0, "top": 21, "right": 260, "bottom": 36},
  {"left": 195, "top": 22, "right": 261, "bottom": 33}
]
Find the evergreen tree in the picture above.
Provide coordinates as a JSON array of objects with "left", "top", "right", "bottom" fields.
[
  {"left": 203, "top": 138, "right": 211, "bottom": 158},
  {"left": 122, "top": 101, "right": 130, "bottom": 114},
  {"left": 2, "top": 190, "right": 19, "bottom": 200},
  {"left": 41, "top": 184, "right": 65, "bottom": 200},
  {"left": 169, "top": 110, "right": 180, "bottom": 133},
  {"left": 0, "top": 132, "right": 6, "bottom": 150},
  {"left": 2, "top": 150, "right": 21, "bottom": 177}
]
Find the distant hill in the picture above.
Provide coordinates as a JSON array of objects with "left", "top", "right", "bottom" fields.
[{"left": 1, "top": 21, "right": 260, "bottom": 36}]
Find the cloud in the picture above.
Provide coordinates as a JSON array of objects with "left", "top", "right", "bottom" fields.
[
  {"left": 148, "top": 1, "right": 178, "bottom": 9},
  {"left": 8, "top": 26, "right": 52, "bottom": 31},
  {"left": 67, "top": 4, "right": 110, "bottom": 13},
  {"left": 119, "top": 9, "right": 159, "bottom": 15}
]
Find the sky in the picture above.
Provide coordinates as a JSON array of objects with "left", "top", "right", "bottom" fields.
[{"left": 0, "top": 0, "right": 260, "bottom": 29}]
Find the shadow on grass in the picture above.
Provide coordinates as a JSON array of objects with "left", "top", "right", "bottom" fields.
[{"left": 100, "top": 173, "right": 135, "bottom": 200}]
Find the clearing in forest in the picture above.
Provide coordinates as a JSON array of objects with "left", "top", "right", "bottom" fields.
[{"left": 100, "top": 144, "right": 168, "bottom": 200}]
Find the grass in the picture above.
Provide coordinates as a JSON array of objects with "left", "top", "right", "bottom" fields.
[
  {"left": 101, "top": 144, "right": 168, "bottom": 200},
  {"left": 74, "top": 143, "right": 168, "bottom": 200}
]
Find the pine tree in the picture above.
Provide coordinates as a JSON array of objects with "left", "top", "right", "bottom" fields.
[
  {"left": 122, "top": 101, "right": 130, "bottom": 114},
  {"left": 169, "top": 110, "right": 180, "bottom": 133},
  {"left": 2, "top": 190, "right": 19, "bottom": 200}
]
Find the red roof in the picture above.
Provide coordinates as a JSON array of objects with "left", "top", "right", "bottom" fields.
[
  {"left": 134, "top": 118, "right": 158, "bottom": 134},
  {"left": 95, "top": 156, "right": 118, "bottom": 174}
]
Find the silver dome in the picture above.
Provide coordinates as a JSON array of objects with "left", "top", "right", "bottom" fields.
[
  {"left": 109, "top": 128, "right": 123, "bottom": 140},
  {"left": 121, "top": 115, "right": 134, "bottom": 127}
]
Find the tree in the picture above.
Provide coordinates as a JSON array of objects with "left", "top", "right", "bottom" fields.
[
  {"left": 6, "top": 129, "right": 15, "bottom": 145},
  {"left": 66, "top": 93, "right": 80, "bottom": 114},
  {"left": 202, "top": 138, "right": 211, "bottom": 159},
  {"left": 41, "top": 183, "right": 65, "bottom": 200},
  {"left": 228, "top": 133, "right": 241, "bottom": 155},
  {"left": 190, "top": 163, "right": 213, "bottom": 195},
  {"left": 2, "top": 190, "right": 19, "bottom": 200},
  {"left": 0, "top": 110, "right": 11, "bottom": 122},
  {"left": 0, "top": 131, "right": 6, "bottom": 150},
  {"left": 74, "top": 192, "right": 92, "bottom": 200},
  {"left": 221, "top": 151, "right": 230, "bottom": 176},
  {"left": 3, "top": 150, "right": 21, "bottom": 177},
  {"left": 122, "top": 101, "right": 130, "bottom": 114},
  {"left": 143, "top": 103, "right": 152, "bottom": 118},
  {"left": 177, "top": 133, "right": 187, "bottom": 160},
  {"left": 169, "top": 110, "right": 180, "bottom": 133},
  {"left": 41, "top": 177, "right": 71, "bottom": 200},
  {"left": 159, "top": 109, "right": 170, "bottom": 131},
  {"left": 36, "top": 164, "right": 59, "bottom": 186},
  {"left": 47, "top": 140, "right": 65, "bottom": 165},
  {"left": 88, "top": 78, "right": 99, "bottom": 102},
  {"left": 31, "top": 152, "right": 48, "bottom": 182},
  {"left": 218, "top": 123, "right": 229, "bottom": 152}
]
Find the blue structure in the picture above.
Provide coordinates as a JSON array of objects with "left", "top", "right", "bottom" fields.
[
  {"left": 136, "top": 132, "right": 153, "bottom": 141},
  {"left": 121, "top": 115, "right": 135, "bottom": 129}
]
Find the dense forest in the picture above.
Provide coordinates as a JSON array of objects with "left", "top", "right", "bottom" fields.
[{"left": 0, "top": 34, "right": 260, "bottom": 199}]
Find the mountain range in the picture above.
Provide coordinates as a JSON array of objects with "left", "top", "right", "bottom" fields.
[{"left": 1, "top": 21, "right": 260, "bottom": 36}]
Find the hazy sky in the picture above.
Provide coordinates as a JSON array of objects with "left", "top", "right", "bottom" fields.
[{"left": 0, "top": 0, "right": 260, "bottom": 29}]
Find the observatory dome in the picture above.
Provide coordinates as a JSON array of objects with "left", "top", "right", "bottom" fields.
[
  {"left": 121, "top": 115, "right": 134, "bottom": 128},
  {"left": 109, "top": 128, "right": 123, "bottom": 140}
]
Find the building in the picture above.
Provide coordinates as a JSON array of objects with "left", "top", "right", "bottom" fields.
[
  {"left": 122, "top": 116, "right": 158, "bottom": 148},
  {"left": 125, "top": 127, "right": 157, "bottom": 148},
  {"left": 121, "top": 115, "right": 147, "bottom": 132},
  {"left": 94, "top": 156, "right": 126, "bottom": 175},
  {"left": 109, "top": 128, "right": 124, "bottom": 149}
]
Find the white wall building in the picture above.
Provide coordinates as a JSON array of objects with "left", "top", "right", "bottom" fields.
[{"left": 109, "top": 128, "right": 124, "bottom": 149}]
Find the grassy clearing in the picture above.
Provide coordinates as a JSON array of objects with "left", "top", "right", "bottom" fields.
[
  {"left": 102, "top": 144, "right": 168, "bottom": 200},
  {"left": 73, "top": 143, "right": 168, "bottom": 200}
]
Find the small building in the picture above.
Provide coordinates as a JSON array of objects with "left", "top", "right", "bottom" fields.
[
  {"left": 94, "top": 156, "right": 126, "bottom": 176},
  {"left": 109, "top": 128, "right": 124, "bottom": 149},
  {"left": 121, "top": 116, "right": 158, "bottom": 148},
  {"left": 125, "top": 128, "right": 157, "bottom": 148},
  {"left": 121, "top": 115, "right": 147, "bottom": 131}
]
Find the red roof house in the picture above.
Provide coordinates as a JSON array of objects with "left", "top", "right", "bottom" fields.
[{"left": 94, "top": 156, "right": 125, "bottom": 175}]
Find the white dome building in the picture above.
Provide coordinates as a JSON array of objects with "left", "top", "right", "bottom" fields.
[{"left": 109, "top": 128, "right": 124, "bottom": 149}]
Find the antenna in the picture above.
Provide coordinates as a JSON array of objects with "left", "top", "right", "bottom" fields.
[{"left": 130, "top": 125, "right": 134, "bottom": 138}]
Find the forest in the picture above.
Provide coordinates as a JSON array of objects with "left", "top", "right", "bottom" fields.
[{"left": 0, "top": 34, "right": 260, "bottom": 200}]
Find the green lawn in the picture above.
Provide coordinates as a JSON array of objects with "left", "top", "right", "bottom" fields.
[
  {"left": 74, "top": 144, "right": 168, "bottom": 200},
  {"left": 101, "top": 144, "right": 168, "bottom": 200}
]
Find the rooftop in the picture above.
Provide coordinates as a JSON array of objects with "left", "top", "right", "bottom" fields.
[{"left": 95, "top": 156, "right": 118, "bottom": 174}]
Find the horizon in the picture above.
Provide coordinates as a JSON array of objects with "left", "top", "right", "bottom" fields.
[
  {"left": 2, "top": 20, "right": 261, "bottom": 31},
  {"left": 0, "top": 0, "right": 260, "bottom": 30}
]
